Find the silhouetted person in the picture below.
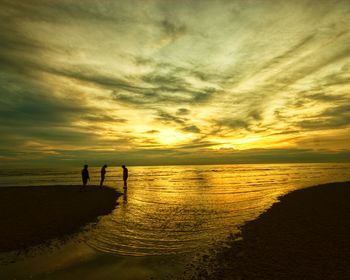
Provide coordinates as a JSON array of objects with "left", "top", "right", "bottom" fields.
[
  {"left": 100, "top": 164, "right": 107, "bottom": 188},
  {"left": 122, "top": 165, "right": 128, "bottom": 188},
  {"left": 81, "top": 164, "right": 90, "bottom": 190}
]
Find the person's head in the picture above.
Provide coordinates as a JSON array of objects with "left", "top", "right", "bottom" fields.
[
  {"left": 103, "top": 164, "right": 107, "bottom": 168},
  {"left": 122, "top": 165, "right": 125, "bottom": 168},
  {"left": 84, "top": 164, "right": 88, "bottom": 169}
]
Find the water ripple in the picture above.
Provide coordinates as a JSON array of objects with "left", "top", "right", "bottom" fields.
[{"left": 85, "top": 164, "right": 350, "bottom": 256}]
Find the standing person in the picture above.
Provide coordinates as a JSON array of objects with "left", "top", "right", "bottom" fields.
[
  {"left": 100, "top": 164, "right": 107, "bottom": 188},
  {"left": 81, "top": 164, "right": 90, "bottom": 190},
  {"left": 122, "top": 165, "right": 128, "bottom": 189}
]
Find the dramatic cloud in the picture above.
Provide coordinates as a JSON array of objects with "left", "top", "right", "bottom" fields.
[{"left": 0, "top": 0, "right": 349, "bottom": 165}]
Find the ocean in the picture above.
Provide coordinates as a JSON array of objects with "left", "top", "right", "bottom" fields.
[{"left": 1, "top": 163, "right": 350, "bottom": 279}]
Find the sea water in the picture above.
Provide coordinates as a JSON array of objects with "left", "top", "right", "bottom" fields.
[{"left": 1, "top": 163, "right": 350, "bottom": 279}]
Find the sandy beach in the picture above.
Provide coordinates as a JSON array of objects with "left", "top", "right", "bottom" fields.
[
  {"left": 194, "top": 181, "right": 350, "bottom": 280},
  {"left": 0, "top": 186, "right": 121, "bottom": 253}
]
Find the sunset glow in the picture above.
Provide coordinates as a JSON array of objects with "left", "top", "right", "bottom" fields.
[{"left": 1, "top": 0, "right": 349, "bottom": 165}]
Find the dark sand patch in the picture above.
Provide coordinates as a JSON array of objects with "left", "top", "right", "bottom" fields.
[
  {"left": 192, "top": 181, "right": 350, "bottom": 280},
  {"left": 0, "top": 186, "right": 121, "bottom": 252}
]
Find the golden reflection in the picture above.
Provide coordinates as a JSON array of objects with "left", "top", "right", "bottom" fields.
[{"left": 86, "top": 164, "right": 350, "bottom": 257}]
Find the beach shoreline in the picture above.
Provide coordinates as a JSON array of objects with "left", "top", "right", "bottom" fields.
[
  {"left": 191, "top": 181, "right": 350, "bottom": 280},
  {"left": 0, "top": 185, "right": 121, "bottom": 253}
]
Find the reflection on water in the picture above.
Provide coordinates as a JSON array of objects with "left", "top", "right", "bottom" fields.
[
  {"left": 83, "top": 163, "right": 350, "bottom": 256},
  {"left": 1, "top": 163, "right": 350, "bottom": 279}
]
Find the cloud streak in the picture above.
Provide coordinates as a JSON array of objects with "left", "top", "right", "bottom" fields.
[{"left": 0, "top": 0, "right": 350, "bottom": 165}]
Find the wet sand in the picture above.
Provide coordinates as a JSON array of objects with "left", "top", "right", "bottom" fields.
[
  {"left": 195, "top": 181, "right": 350, "bottom": 280},
  {"left": 0, "top": 186, "right": 121, "bottom": 252}
]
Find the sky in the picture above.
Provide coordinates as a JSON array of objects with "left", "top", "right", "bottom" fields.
[{"left": 0, "top": 0, "right": 350, "bottom": 166}]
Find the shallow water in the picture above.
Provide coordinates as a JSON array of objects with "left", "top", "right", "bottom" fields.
[{"left": 1, "top": 163, "right": 350, "bottom": 279}]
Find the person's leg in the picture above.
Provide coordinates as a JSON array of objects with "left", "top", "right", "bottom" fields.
[
  {"left": 81, "top": 179, "right": 87, "bottom": 191},
  {"left": 123, "top": 187, "right": 127, "bottom": 203}
]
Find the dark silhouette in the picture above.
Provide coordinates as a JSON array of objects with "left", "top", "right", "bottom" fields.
[
  {"left": 0, "top": 185, "right": 121, "bottom": 253},
  {"left": 123, "top": 187, "right": 128, "bottom": 204},
  {"left": 122, "top": 165, "right": 128, "bottom": 188},
  {"left": 100, "top": 164, "right": 107, "bottom": 188},
  {"left": 81, "top": 164, "right": 90, "bottom": 190}
]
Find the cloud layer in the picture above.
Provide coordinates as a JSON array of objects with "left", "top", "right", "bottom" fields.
[{"left": 0, "top": 0, "right": 350, "bottom": 165}]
